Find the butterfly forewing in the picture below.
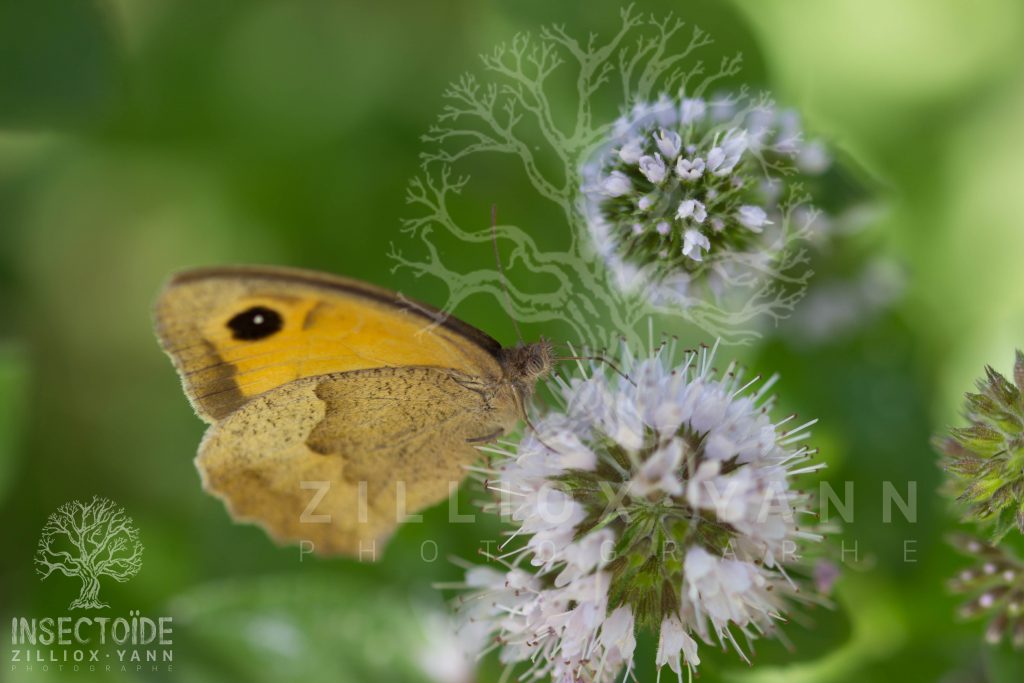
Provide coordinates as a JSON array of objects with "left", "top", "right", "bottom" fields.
[{"left": 154, "top": 265, "right": 505, "bottom": 422}]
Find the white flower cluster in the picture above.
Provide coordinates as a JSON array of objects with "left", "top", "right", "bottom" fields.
[
  {"left": 583, "top": 93, "right": 830, "bottom": 308},
  {"left": 457, "top": 342, "right": 825, "bottom": 681}
]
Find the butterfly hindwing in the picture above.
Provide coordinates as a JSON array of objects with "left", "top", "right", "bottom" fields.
[{"left": 196, "top": 367, "right": 517, "bottom": 555}]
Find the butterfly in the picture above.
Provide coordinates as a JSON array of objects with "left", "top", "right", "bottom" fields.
[{"left": 154, "top": 265, "right": 552, "bottom": 558}]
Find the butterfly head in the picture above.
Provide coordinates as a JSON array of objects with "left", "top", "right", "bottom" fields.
[{"left": 500, "top": 338, "right": 554, "bottom": 394}]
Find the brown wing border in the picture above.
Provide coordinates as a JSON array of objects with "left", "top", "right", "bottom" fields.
[{"left": 165, "top": 264, "right": 504, "bottom": 360}]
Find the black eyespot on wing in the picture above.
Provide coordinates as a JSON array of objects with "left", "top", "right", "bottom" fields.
[{"left": 227, "top": 306, "right": 283, "bottom": 341}]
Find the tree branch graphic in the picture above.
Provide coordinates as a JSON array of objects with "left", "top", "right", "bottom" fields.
[
  {"left": 391, "top": 7, "right": 818, "bottom": 347},
  {"left": 35, "top": 496, "right": 143, "bottom": 609}
]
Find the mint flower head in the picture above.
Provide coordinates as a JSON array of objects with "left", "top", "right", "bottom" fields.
[
  {"left": 582, "top": 93, "right": 826, "bottom": 310},
  {"left": 455, "top": 341, "right": 826, "bottom": 681},
  {"left": 949, "top": 535, "right": 1024, "bottom": 648},
  {"left": 936, "top": 351, "right": 1024, "bottom": 541}
]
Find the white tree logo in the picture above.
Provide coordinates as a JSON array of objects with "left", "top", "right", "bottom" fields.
[{"left": 35, "top": 496, "right": 144, "bottom": 610}]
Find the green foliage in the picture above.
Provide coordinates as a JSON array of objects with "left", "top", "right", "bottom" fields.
[
  {"left": 938, "top": 353, "right": 1024, "bottom": 542},
  {"left": 0, "top": 343, "right": 27, "bottom": 506},
  {"left": 169, "top": 574, "right": 449, "bottom": 683}
]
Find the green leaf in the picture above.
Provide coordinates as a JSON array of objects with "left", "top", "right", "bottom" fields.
[
  {"left": 985, "top": 639, "right": 1024, "bottom": 683},
  {"left": 168, "top": 573, "right": 464, "bottom": 683},
  {"left": 966, "top": 391, "right": 1000, "bottom": 417},
  {"left": 985, "top": 366, "right": 1020, "bottom": 412},
  {"left": 990, "top": 507, "right": 1017, "bottom": 544},
  {"left": 0, "top": 343, "right": 28, "bottom": 507},
  {"left": 1014, "top": 350, "right": 1024, "bottom": 393},
  {"left": 952, "top": 423, "right": 1004, "bottom": 455}
]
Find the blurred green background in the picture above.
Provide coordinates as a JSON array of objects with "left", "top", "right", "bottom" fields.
[{"left": 2, "top": 1, "right": 1024, "bottom": 681}]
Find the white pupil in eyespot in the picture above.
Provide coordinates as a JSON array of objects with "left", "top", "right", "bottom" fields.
[{"left": 253, "top": 314, "right": 264, "bottom": 325}]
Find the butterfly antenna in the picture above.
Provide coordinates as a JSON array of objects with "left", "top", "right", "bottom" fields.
[
  {"left": 490, "top": 204, "right": 525, "bottom": 346},
  {"left": 553, "top": 344, "right": 636, "bottom": 387}
]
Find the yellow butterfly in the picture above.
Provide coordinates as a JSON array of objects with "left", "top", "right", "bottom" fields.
[{"left": 154, "top": 265, "right": 552, "bottom": 558}]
